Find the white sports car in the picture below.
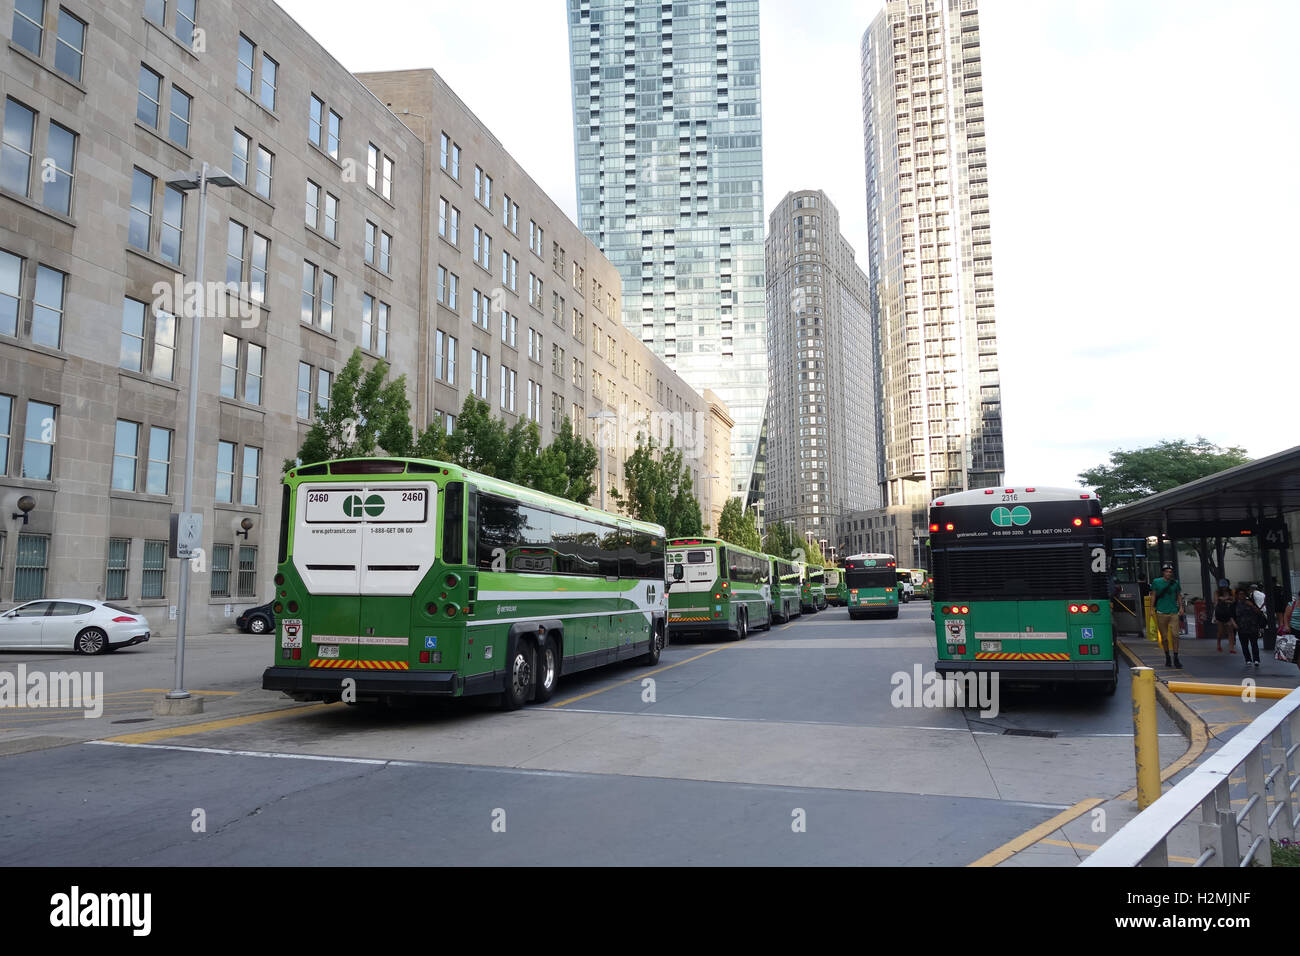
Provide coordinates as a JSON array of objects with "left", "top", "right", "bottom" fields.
[{"left": 0, "top": 600, "right": 151, "bottom": 654}]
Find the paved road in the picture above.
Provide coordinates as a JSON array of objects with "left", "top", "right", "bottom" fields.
[{"left": 0, "top": 604, "right": 1183, "bottom": 865}]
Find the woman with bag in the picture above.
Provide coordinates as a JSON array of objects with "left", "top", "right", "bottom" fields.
[{"left": 1235, "top": 589, "right": 1264, "bottom": 667}]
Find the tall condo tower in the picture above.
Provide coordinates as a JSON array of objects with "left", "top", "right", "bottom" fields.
[
  {"left": 567, "top": 0, "right": 766, "bottom": 508},
  {"left": 765, "top": 190, "right": 880, "bottom": 552},
  {"left": 860, "top": 0, "right": 1004, "bottom": 543}
]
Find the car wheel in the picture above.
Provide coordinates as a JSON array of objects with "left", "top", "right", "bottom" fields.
[
  {"left": 248, "top": 615, "right": 269, "bottom": 635},
  {"left": 501, "top": 640, "right": 534, "bottom": 710},
  {"left": 534, "top": 634, "right": 558, "bottom": 703},
  {"left": 76, "top": 627, "right": 109, "bottom": 655},
  {"left": 642, "top": 624, "right": 664, "bottom": 665}
]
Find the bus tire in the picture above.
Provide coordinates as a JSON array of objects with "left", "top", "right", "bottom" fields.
[
  {"left": 534, "top": 634, "right": 558, "bottom": 703},
  {"left": 732, "top": 608, "right": 747, "bottom": 642},
  {"left": 888, "top": 609, "right": 899, "bottom": 619},
  {"left": 759, "top": 604, "right": 772, "bottom": 631},
  {"left": 642, "top": 622, "right": 664, "bottom": 665},
  {"left": 502, "top": 640, "right": 534, "bottom": 710}
]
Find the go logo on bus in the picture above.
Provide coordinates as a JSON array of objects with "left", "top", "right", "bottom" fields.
[
  {"left": 991, "top": 506, "right": 1031, "bottom": 527},
  {"left": 343, "top": 494, "right": 386, "bottom": 518}
]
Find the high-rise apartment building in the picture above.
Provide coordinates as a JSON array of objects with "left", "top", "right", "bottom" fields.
[
  {"left": 566, "top": 0, "right": 766, "bottom": 509},
  {"left": 0, "top": 1, "right": 729, "bottom": 631},
  {"left": 860, "top": 0, "right": 1004, "bottom": 553},
  {"left": 765, "top": 190, "right": 879, "bottom": 552}
]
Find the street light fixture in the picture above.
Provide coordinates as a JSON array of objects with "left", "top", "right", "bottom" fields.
[
  {"left": 165, "top": 163, "right": 237, "bottom": 702},
  {"left": 587, "top": 409, "right": 618, "bottom": 511}
]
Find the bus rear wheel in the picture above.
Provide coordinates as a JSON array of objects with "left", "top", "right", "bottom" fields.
[
  {"left": 502, "top": 641, "right": 534, "bottom": 710},
  {"left": 642, "top": 624, "right": 664, "bottom": 665},
  {"left": 534, "top": 635, "right": 558, "bottom": 703},
  {"left": 732, "top": 609, "right": 747, "bottom": 642}
]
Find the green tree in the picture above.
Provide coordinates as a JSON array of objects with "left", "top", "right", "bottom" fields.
[
  {"left": 793, "top": 531, "right": 825, "bottom": 566},
  {"left": 1077, "top": 437, "right": 1250, "bottom": 507},
  {"left": 611, "top": 433, "right": 703, "bottom": 536},
  {"left": 1079, "top": 437, "right": 1252, "bottom": 604},
  {"left": 546, "top": 418, "right": 599, "bottom": 504},
  {"left": 763, "top": 520, "right": 794, "bottom": 560},
  {"left": 444, "top": 395, "right": 509, "bottom": 476},
  {"left": 284, "top": 349, "right": 417, "bottom": 472},
  {"left": 717, "top": 497, "right": 761, "bottom": 552}
]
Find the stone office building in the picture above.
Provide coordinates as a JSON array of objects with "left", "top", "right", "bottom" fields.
[{"left": 0, "top": 0, "right": 728, "bottom": 633}]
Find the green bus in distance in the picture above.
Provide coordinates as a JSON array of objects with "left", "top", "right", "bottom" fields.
[
  {"left": 261, "top": 457, "right": 667, "bottom": 710},
  {"left": 667, "top": 537, "right": 772, "bottom": 641},
  {"left": 800, "top": 565, "right": 827, "bottom": 613},
  {"left": 825, "top": 566, "right": 847, "bottom": 606},
  {"left": 770, "top": 556, "right": 802, "bottom": 623},
  {"left": 844, "top": 553, "right": 900, "bottom": 619},
  {"left": 929, "top": 486, "right": 1116, "bottom": 694}
]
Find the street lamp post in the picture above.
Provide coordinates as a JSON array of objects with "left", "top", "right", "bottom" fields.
[
  {"left": 587, "top": 409, "right": 617, "bottom": 511},
  {"left": 165, "top": 162, "right": 238, "bottom": 701}
]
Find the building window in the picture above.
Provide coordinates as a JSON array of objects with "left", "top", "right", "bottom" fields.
[
  {"left": 55, "top": 9, "right": 86, "bottom": 84},
  {"left": 364, "top": 220, "right": 376, "bottom": 264},
  {"left": 323, "top": 192, "right": 338, "bottom": 240},
  {"left": 0, "top": 250, "right": 19, "bottom": 336},
  {"left": 137, "top": 65, "right": 162, "bottom": 128},
  {"left": 169, "top": 87, "right": 192, "bottom": 148},
  {"left": 377, "top": 301, "right": 389, "bottom": 357},
  {"left": 296, "top": 363, "right": 311, "bottom": 419},
  {"left": 448, "top": 206, "right": 458, "bottom": 245},
  {"left": 327, "top": 111, "right": 340, "bottom": 160},
  {"left": 382, "top": 156, "right": 393, "bottom": 200},
  {"left": 500, "top": 310, "right": 516, "bottom": 348},
  {"left": 106, "top": 538, "right": 129, "bottom": 601},
  {"left": 445, "top": 273, "right": 456, "bottom": 310},
  {"left": 241, "top": 446, "right": 260, "bottom": 505},
  {"left": 260, "top": 53, "right": 277, "bottom": 111},
  {"left": 255, "top": 145, "right": 272, "bottom": 199},
  {"left": 0, "top": 394, "right": 11, "bottom": 474},
  {"left": 160, "top": 184, "right": 183, "bottom": 265},
  {"left": 0, "top": 99, "right": 35, "bottom": 198},
  {"left": 237, "top": 546, "right": 257, "bottom": 598},
  {"left": 128, "top": 168, "right": 154, "bottom": 251},
  {"left": 232, "top": 128, "right": 249, "bottom": 184},
  {"left": 112, "top": 419, "right": 139, "bottom": 491},
  {"left": 220, "top": 333, "right": 238, "bottom": 398},
  {"left": 236, "top": 35, "right": 254, "bottom": 95},
  {"left": 250, "top": 232, "right": 268, "bottom": 302},
  {"left": 471, "top": 349, "right": 487, "bottom": 399},
  {"left": 320, "top": 272, "right": 335, "bottom": 333},
  {"left": 147, "top": 426, "right": 171, "bottom": 495},
  {"left": 142, "top": 540, "right": 166, "bottom": 599},
  {"left": 14, "top": 533, "right": 49, "bottom": 601},
  {"left": 22, "top": 401, "right": 55, "bottom": 479},
  {"left": 210, "top": 544, "right": 231, "bottom": 597},
  {"left": 362, "top": 292, "right": 374, "bottom": 349},
  {"left": 31, "top": 265, "right": 64, "bottom": 349},
  {"left": 37, "top": 120, "right": 75, "bottom": 216},
  {"left": 499, "top": 366, "right": 516, "bottom": 413},
  {"left": 144, "top": 0, "right": 164, "bottom": 25},
  {"left": 316, "top": 370, "right": 331, "bottom": 416},
  {"left": 216, "top": 440, "right": 235, "bottom": 502},
  {"left": 245, "top": 343, "right": 263, "bottom": 405},
  {"left": 11, "top": 0, "right": 43, "bottom": 56},
  {"left": 301, "top": 261, "right": 316, "bottom": 325},
  {"left": 379, "top": 231, "right": 391, "bottom": 273},
  {"left": 445, "top": 334, "right": 456, "bottom": 384},
  {"left": 226, "top": 219, "right": 245, "bottom": 284},
  {"left": 175, "top": 0, "right": 196, "bottom": 47},
  {"left": 305, "top": 179, "right": 319, "bottom": 228},
  {"left": 367, "top": 143, "right": 379, "bottom": 190},
  {"left": 308, "top": 95, "right": 323, "bottom": 147}
]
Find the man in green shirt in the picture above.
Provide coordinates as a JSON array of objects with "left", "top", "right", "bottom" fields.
[{"left": 1152, "top": 563, "right": 1183, "bottom": 668}]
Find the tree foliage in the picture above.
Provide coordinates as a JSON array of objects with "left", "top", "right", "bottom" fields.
[
  {"left": 762, "top": 520, "right": 794, "bottom": 560},
  {"left": 1077, "top": 438, "right": 1251, "bottom": 507},
  {"left": 716, "top": 497, "right": 761, "bottom": 552},
  {"left": 610, "top": 434, "right": 703, "bottom": 537}
]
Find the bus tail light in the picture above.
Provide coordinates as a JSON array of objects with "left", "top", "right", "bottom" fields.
[
  {"left": 445, "top": 573, "right": 460, "bottom": 589},
  {"left": 419, "top": 651, "right": 429, "bottom": 663},
  {"left": 426, "top": 602, "right": 437, "bottom": 615},
  {"left": 714, "top": 593, "right": 721, "bottom": 600},
  {"left": 1069, "top": 604, "right": 1080, "bottom": 614},
  {"left": 960, "top": 606, "right": 968, "bottom": 614},
  {"left": 291, "top": 648, "right": 301, "bottom": 660},
  {"left": 288, "top": 601, "right": 299, "bottom": 613},
  {"left": 945, "top": 523, "right": 954, "bottom": 531},
  {"left": 444, "top": 603, "right": 459, "bottom": 617},
  {"left": 929, "top": 523, "right": 939, "bottom": 532},
  {"left": 955, "top": 644, "right": 966, "bottom": 654},
  {"left": 722, "top": 581, "right": 728, "bottom": 589},
  {"left": 274, "top": 573, "right": 284, "bottom": 586},
  {"left": 1079, "top": 645, "right": 1090, "bottom": 655},
  {"left": 273, "top": 602, "right": 283, "bottom": 614},
  {"left": 1089, "top": 517, "right": 1102, "bottom": 526}
]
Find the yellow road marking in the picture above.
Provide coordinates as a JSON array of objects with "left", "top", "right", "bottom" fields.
[
  {"left": 105, "top": 704, "right": 332, "bottom": 744},
  {"left": 131, "top": 689, "right": 241, "bottom": 696},
  {"left": 1036, "top": 837, "right": 1198, "bottom": 865},
  {"left": 548, "top": 647, "right": 728, "bottom": 708},
  {"left": 968, "top": 798, "right": 1104, "bottom": 867}
]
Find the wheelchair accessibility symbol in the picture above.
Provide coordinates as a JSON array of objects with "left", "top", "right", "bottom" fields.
[
  {"left": 424, "top": 635, "right": 438, "bottom": 649},
  {"left": 1081, "top": 627, "right": 1093, "bottom": 641}
]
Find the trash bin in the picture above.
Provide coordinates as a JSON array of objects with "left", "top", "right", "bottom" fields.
[{"left": 1194, "top": 599, "right": 1206, "bottom": 638}]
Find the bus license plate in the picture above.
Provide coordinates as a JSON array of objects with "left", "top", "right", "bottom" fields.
[
  {"left": 318, "top": 645, "right": 339, "bottom": 659},
  {"left": 980, "top": 641, "right": 1002, "bottom": 652}
]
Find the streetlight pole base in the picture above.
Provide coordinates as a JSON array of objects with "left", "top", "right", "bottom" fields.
[{"left": 153, "top": 694, "right": 205, "bottom": 716}]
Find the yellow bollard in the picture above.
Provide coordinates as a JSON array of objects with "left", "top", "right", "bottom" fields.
[
  {"left": 1132, "top": 667, "right": 1160, "bottom": 809},
  {"left": 1144, "top": 593, "right": 1158, "bottom": 643}
]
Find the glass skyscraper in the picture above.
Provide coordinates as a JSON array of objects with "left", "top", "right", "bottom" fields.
[
  {"left": 566, "top": 0, "right": 766, "bottom": 505},
  {"left": 860, "top": 0, "right": 1004, "bottom": 547}
]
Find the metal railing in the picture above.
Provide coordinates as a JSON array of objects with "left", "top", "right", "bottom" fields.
[{"left": 1083, "top": 686, "right": 1300, "bottom": 866}]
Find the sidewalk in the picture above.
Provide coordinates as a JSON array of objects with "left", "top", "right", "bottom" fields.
[{"left": 998, "top": 628, "right": 1300, "bottom": 866}]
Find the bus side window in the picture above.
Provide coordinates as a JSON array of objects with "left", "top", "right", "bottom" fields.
[
  {"left": 443, "top": 481, "right": 464, "bottom": 565},
  {"left": 278, "top": 484, "right": 291, "bottom": 565}
]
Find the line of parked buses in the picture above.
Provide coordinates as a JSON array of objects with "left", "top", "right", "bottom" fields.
[{"left": 665, "top": 537, "right": 930, "bottom": 643}]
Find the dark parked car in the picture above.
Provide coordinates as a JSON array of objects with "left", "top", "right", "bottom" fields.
[{"left": 236, "top": 602, "right": 275, "bottom": 635}]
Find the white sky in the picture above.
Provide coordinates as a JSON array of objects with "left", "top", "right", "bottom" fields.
[{"left": 277, "top": 0, "right": 1300, "bottom": 492}]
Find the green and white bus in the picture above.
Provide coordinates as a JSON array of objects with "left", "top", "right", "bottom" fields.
[
  {"left": 844, "top": 553, "right": 899, "bottom": 619},
  {"left": 929, "top": 486, "right": 1116, "bottom": 694},
  {"left": 800, "top": 565, "right": 826, "bottom": 613},
  {"left": 770, "top": 556, "right": 802, "bottom": 623},
  {"left": 667, "top": 538, "right": 771, "bottom": 640},
  {"left": 825, "top": 566, "right": 846, "bottom": 606},
  {"left": 261, "top": 457, "right": 668, "bottom": 709}
]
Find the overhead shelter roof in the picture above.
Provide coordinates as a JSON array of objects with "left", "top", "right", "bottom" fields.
[{"left": 1101, "top": 444, "right": 1300, "bottom": 540}]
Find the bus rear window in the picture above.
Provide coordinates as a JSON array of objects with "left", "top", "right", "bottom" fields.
[{"left": 686, "top": 550, "right": 711, "bottom": 563}]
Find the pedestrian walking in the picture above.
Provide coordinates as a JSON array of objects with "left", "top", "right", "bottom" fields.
[
  {"left": 1271, "top": 583, "right": 1288, "bottom": 635},
  {"left": 1235, "top": 588, "right": 1265, "bottom": 667},
  {"left": 1151, "top": 563, "right": 1183, "bottom": 668},
  {"left": 1212, "top": 585, "right": 1237, "bottom": 653}
]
